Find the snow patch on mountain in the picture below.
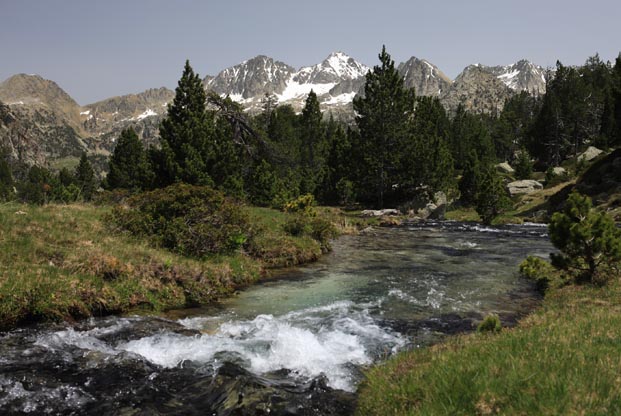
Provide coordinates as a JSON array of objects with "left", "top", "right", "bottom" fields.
[
  {"left": 134, "top": 108, "right": 157, "bottom": 120},
  {"left": 324, "top": 92, "right": 357, "bottom": 106},
  {"left": 278, "top": 81, "right": 336, "bottom": 103}
]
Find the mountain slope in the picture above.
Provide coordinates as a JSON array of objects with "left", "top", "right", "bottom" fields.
[
  {"left": 205, "top": 55, "right": 296, "bottom": 100},
  {"left": 398, "top": 57, "right": 452, "bottom": 97},
  {"left": 484, "top": 60, "right": 546, "bottom": 94},
  {"left": 0, "top": 74, "right": 83, "bottom": 132},
  {"left": 440, "top": 65, "right": 514, "bottom": 113}
]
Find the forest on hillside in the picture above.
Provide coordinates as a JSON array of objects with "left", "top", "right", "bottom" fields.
[{"left": 2, "top": 48, "right": 621, "bottom": 219}]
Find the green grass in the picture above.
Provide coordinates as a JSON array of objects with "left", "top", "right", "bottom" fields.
[
  {"left": 0, "top": 202, "right": 345, "bottom": 329},
  {"left": 357, "top": 278, "right": 621, "bottom": 415}
]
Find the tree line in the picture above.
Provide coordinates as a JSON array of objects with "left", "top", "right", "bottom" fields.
[{"left": 2, "top": 48, "right": 621, "bottom": 219}]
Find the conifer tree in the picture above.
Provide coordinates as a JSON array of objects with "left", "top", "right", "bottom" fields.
[
  {"left": 612, "top": 54, "right": 621, "bottom": 146},
  {"left": 404, "top": 96, "right": 455, "bottom": 200},
  {"left": 353, "top": 46, "right": 415, "bottom": 207},
  {"left": 0, "top": 152, "right": 14, "bottom": 201},
  {"left": 514, "top": 148, "right": 533, "bottom": 180},
  {"left": 156, "top": 60, "right": 214, "bottom": 186},
  {"left": 475, "top": 165, "right": 511, "bottom": 225},
  {"left": 458, "top": 150, "right": 481, "bottom": 206},
  {"left": 318, "top": 116, "right": 351, "bottom": 204},
  {"left": 299, "top": 90, "right": 325, "bottom": 196},
  {"left": 106, "top": 128, "right": 153, "bottom": 191},
  {"left": 75, "top": 152, "right": 97, "bottom": 201},
  {"left": 549, "top": 192, "right": 621, "bottom": 283}
]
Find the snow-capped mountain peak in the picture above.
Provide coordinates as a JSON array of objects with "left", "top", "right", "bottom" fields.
[
  {"left": 293, "top": 52, "right": 369, "bottom": 85},
  {"left": 484, "top": 60, "right": 546, "bottom": 94}
]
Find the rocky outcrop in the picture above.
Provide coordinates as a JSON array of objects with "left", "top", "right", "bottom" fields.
[
  {"left": 552, "top": 166, "right": 567, "bottom": 176},
  {"left": 440, "top": 65, "right": 514, "bottom": 114},
  {"left": 484, "top": 59, "right": 547, "bottom": 95},
  {"left": 360, "top": 209, "right": 400, "bottom": 217},
  {"left": 0, "top": 74, "right": 83, "bottom": 132},
  {"left": 496, "top": 162, "right": 515, "bottom": 174},
  {"left": 0, "top": 101, "right": 86, "bottom": 170},
  {"left": 507, "top": 180, "right": 543, "bottom": 196},
  {"left": 80, "top": 87, "right": 174, "bottom": 153},
  {"left": 398, "top": 57, "right": 452, "bottom": 97},
  {"left": 206, "top": 55, "right": 296, "bottom": 99},
  {"left": 577, "top": 146, "right": 604, "bottom": 162}
]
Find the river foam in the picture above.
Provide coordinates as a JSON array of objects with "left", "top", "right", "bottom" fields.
[{"left": 121, "top": 301, "right": 404, "bottom": 391}]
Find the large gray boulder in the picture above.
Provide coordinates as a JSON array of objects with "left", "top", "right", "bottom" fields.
[
  {"left": 496, "top": 162, "right": 514, "bottom": 174},
  {"left": 507, "top": 180, "right": 543, "bottom": 196},
  {"left": 552, "top": 166, "right": 567, "bottom": 176},
  {"left": 577, "top": 146, "right": 603, "bottom": 162},
  {"left": 360, "top": 209, "right": 400, "bottom": 217}
]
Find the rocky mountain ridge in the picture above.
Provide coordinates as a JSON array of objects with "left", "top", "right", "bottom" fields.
[
  {"left": 204, "top": 52, "right": 546, "bottom": 115},
  {"left": 0, "top": 53, "right": 548, "bottom": 169}
]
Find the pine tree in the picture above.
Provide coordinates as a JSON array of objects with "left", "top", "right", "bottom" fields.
[
  {"left": 156, "top": 60, "right": 214, "bottom": 186},
  {"left": 0, "top": 151, "right": 14, "bottom": 201},
  {"left": 299, "top": 90, "right": 326, "bottom": 196},
  {"left": 318, "top": 116, "right": 351, "bottom": 204},
  {"left": 475, "top": 165, "right": 511, "bottom": 225},
  {"left": 612, "top": 54, "right": 621, "bottom": 146},
  {"left": 75, "top": 153, "right": 97, "bottom": 201},
  {"left": 458, "top": 150, "right": 481, "bottom": 206},
  {"left": 514, "top": 148, "right": 533, "bottom": 180},
  {"left": 353, "top": 45, "right": 415, "bottom": 207},
  {"left": 404, "top": 96, "right": 455, "bottom": 200},
  {"left": 549, "top": 192, "right": 621, "bottom": 283},
  {"left": 18, "top": 166, "right": 53, "bottom": 205},
  {"left": 106, "top": 128, "right": 153, "bottom": 191}
]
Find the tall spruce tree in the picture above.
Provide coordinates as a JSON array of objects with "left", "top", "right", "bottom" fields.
[
  {"left": 353, "top": 46, "right": 415, "bottom": 207},
  {"left": 612, "top": 54, "right": 621, "bottom": 146},
  {"left": 475, "top": 165, "right": 511, "bottom": 225},
  {"left": 105, "top": 128, "right": 153, "bottom": 191},
  {"left": 155, "top": 60, "right": 214, "bottom": 186},
  {"left": 458, "top": 150, "right": 481, "bottom": 206},
  {"left": 299, "top": 90, "right": 325, "bottom": 196},
  {"left": 318, "top": 116, "right": 351, "bottom": 204},
  {"left": 75, "top": 152, "right": 97, "bottom": 201},
  {"left": 404, "top": 96, "right": 455, "bottom": 200}
]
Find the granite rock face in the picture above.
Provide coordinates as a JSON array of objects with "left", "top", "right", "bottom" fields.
[
  {"left": 577, "top": 146, "right": 604, "bottom": 162},
  {"left": 440, "top": 65, "right": 514, "bottom": 114},
  {"left": 507, "top": 179, "right": 544, "bottom": 196},
  {"left": 398, "top": 57, "right": 452, "bottom": 97},
  {"left": 205, "top": 55, "right": 296, "bottom": 99}
]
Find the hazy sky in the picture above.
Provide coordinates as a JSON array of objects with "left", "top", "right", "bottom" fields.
[{"left": 2, "top": 0, "right": 620, "bottom": 105}]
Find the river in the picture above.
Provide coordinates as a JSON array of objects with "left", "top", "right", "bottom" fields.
[{"left": 0, "top": 221, "right": 552, "bottom": 415}]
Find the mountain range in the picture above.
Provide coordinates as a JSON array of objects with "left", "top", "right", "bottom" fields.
[{"left": 0, "top": 52, "right": 548, "bottom": 170}]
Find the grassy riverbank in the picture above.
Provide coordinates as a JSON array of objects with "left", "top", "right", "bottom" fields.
[
  {"left": 357, "top": 278, "right": 621, "bottom": 415},
  {"left": 0, "top": 202, "right": 353, "bottom": 329}
]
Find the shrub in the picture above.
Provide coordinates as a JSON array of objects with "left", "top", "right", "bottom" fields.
[
  {"left": 545, "top": 167, "right": 570, "bottom": 188},
  {"left": 110, "top": 184, "right": 253, "bottom": 258},
  {"left": 519, "top": 255, "right": 560, "bottom": 292},
  {"left": 283, "top": 214, "right": 338, "bottom": 251},
  {"left": 549, "top": 191, "right": 621, "bottom": 284},
  {"left": 477, "top": 314, "right": 502, "bottom": 333},
  {"left": 283, "top": 194, "right": 316, "bottom": 216},
  {"left": 283, "top": 215, "right": 312, "bottom": 236},
  {"left": 336, "top": 178, "right": 355, "bottom": 206},
  {"left": 308, "top": 216, "right": 338, "bottom": 250}
]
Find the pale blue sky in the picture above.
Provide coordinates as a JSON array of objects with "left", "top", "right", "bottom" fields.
[{"left": 2, "top": 0, "right": 620, "bottom": 105}]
